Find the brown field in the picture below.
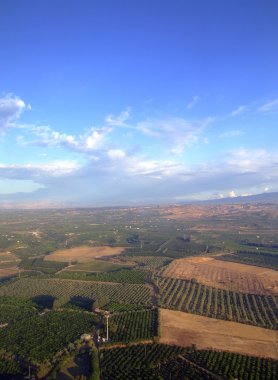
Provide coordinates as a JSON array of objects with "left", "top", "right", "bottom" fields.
[
  {"left": 44, "top": 245, "right": 126, "bottom": 263},
  {"left": 0, "top": 268, "right": 19, "bottom": 278},
  {"left": 0, "top": 251, "right": 20, "bottom": 263},
  {"left": 160, "top": 309, "right": 278, "bottom": 359},
  {"left": 163, "top": 256, "right": 278, "bottom": 295}
]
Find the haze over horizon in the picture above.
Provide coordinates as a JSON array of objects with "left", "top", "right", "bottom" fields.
[{"left": 1, "top": 0, "right": 278, "bottom": 207}]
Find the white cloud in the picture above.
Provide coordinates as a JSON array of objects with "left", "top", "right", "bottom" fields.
[
  {"left": 108, "top": 149, "right": 126, "bottom": 160},
  {"left": 226, "top": 148, "right": 276, "bottom": 173},
  {"left": 19, "top": 124, "right": 111, "bottom": 152},
  {"left": 0, "top": 94, "right": 26, "bottom": 131},
  {"left": 229, "top": 190, "right": 237, "bottom": 198},
  {"left": 0, "top": 161, "right": 80, "bottom": 179},
  {"left": 187, "top": 95, "right": 200, "bottom": 110},
  {"left": 258, "top": 98, "right": 278, "bottom": 113},
  {"left": 1, "top": 145, "right": 278, "bottom": 206}
]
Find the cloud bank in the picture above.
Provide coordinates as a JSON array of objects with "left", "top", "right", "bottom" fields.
[{"left": 0, "top": 94, "right": 278, "bottom": 207}]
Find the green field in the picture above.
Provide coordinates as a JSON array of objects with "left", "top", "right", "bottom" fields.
[
  {"left": 0, "top": 277, "right": 153, "bottom": 309},
  {"left": 65, "top": 259, "right": 133, "bottom": 272},
  {"left": 100, "top": 344, "right": 277, "bottom": 380},
  {"left": 102, "top": 309, "right": 158, "bottom": 343}
]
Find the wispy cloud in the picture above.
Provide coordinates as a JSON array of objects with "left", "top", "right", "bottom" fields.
[
  {"left": 17, "top": 124, "right": 112, "bottom": 153},
  {"left": 105, "top": 107, "right": 131, "bottom": 126},
  {"left": 219, "top": 130, "right": 245, "bottom": 138},
  {"left": 136, "top": 116, "right": 214, "bottom": 155},
  {"left": 228, "top": 105, "right": 246, "bottom": 117},
  {"left": 258, "top": 98, "right": 278, "bottom": 113},
  {"left": 187, "top": 95, "right": 200, "bottom": 110}
]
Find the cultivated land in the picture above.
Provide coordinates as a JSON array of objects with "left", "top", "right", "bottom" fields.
[
  {"left": 160, "top": 309, "right": 278, "bottom": 359},
  {"left": 0, "top": 268, "right": 19, "bottom": 279},
  {"left": 45, "top": 245, "right": 126, "bottom": 263},
  {"left": 63, "top": 259, "right": 132, "bottom": 272},
  {"left": 0, "top": 204, "right": 277, "bottom": 378},
  {"left": 163, "top": 256, "right": 278, "bottom": 295}
]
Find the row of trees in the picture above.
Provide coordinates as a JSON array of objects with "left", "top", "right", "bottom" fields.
[
  {"left": 0, "top": 278, "right": 153, "bottom": 308},
  {"left": 158, "top": 277, "right": 277, "bottom": 329},
  {"left": 101, "top": 344, "right": 277, "bottom": 380}
]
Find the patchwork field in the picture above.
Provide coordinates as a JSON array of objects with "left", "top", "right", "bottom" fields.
[
  {"left": 159, "top": 309, "right": 278, "bottom": 359},
  {"left": 163, "top": 256, "right": 278, "bottom": 295},
  {"left": 44, "top": 245, "right": 125, "bottom": 263}
]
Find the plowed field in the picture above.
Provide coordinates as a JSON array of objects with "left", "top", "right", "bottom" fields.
[
  {"left": 45, "top": 245, "right": 125, "bottom": 263},
  {"left": 163, "top": 256, "right": 278, "bottom": 295},
  {"left": 160, "top": 309, "right": 278, "bottom": 359}
]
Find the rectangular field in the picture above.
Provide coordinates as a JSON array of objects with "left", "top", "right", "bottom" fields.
[
  {"left": 45, "top": 245, "right": 125, "bottom": 263},
  {"left": 158, "top": 276, "right": 277, "bottom": 329},
  {"left": 160, "top": 309, "right": 278, "bottom": 359},
  {"left": 163, "top": 256, "right": 278, "bottom": 295},
  {"left": 64, "top": 259, "right": 132, "bottom": 272}
]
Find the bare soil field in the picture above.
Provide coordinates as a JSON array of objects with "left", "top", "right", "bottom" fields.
[
  {"left": 160, "top": 309, "right": 278, "bottom": 359},
  {"left": 44, "top": 245, "right": 126, "bottom": 263},
  {"left": 163, "top": 256, "right": 278, "bottom": 295},
  {"left": 0, "top": 251, "right": 20, "bottom": 263},
  {"left": 0, "top": 268, "right": 19, "bottom": 278}
]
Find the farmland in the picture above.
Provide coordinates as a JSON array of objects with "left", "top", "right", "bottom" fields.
[
  {"left": 160, "top": 309, "right": 278, "bottom": 359},
  {"left": 100, "top": 344, "right": 277, "bottom": 380},
  {"left": 45, "top": 245, "right": 126, "bottom": 262},
  {"left": 158, "top": 277, "right": 277, "bottom": 329},
  {"left": 0, "top": 204, "right": 277, "bottom": 378},
  {"left": 0, "top": 278, "right": 153, "bottom": 309},
  {"left": 163, "top": 256, "right": 278, "bottom": 295},
  {"left": 104, "top": 308, "right": 158, "bottom": 342}
]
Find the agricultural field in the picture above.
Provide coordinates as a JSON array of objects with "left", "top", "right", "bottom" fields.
[
  {"left": 63, "top": 258, "right": 133, "bottom": 272},
  {"left": 103, "top": 308, "right": 158, "bottom": 343},
  {"left": 100, "top": 344, "right": 277, "bottom": 380},
  {"left": 120, "top": 255, "right": 173, "bottom": 269},
  {"left": 163, "top": 256, "right": 278, "bottom": 295},
  {"left": 218, "top": 250, "right": 278, "bottom": 270},
  {"left": 0, "top": 205, "right": 277, "bottom": 378},
  {"left": 45, "top": 245, "right": 126, "bottom": 262},
  {"left": 160, "top": 309, "right": 278, "bottom": 359},
  {"left": 0, "top": 251, "right": 20, "bottom": 264},
  {"left": 57, "top": 268, "right": 148, "bottom": 284},
  {"left": 158, "top": 277, "right": 278, "bottom": 329},
  {"left": 0, "top": 267, "right": 19, "bottom": 279},
  {"left": 0, "top": 277, "right": 153, "bottom": 310}
]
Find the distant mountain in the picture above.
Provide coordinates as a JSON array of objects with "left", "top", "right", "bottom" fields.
[{"left": 202, "top": 191, "right": 278, "bottom": 205}]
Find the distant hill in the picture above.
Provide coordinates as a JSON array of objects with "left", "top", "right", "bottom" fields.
[{"left": 202, "top": 191, "right": 278, "bottom": 205}]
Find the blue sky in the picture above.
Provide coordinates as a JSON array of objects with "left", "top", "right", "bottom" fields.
[{"left": 0, "top": 0, "right": 278, "bottom": 207}]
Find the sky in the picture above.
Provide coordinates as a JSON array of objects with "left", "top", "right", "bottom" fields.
[{"left": 0, "top": 0, "right": 278, "bottom": 207}]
